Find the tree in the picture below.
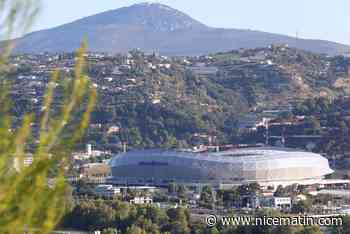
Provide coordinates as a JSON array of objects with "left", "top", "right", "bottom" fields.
[
  {"left": 177, "top": 184, "right": 187, "bottom": 199},
  {"left": 217, "top": 189, "right": 240, "bottom": 207},
  {"left": 102, "top": 228, "right": 119, "bottom": 234},
  {"left": 237, "top": 183, "right": 261, "bottom": 196},
  {"left": 274, "top": 185, "right": 287, "bottom": 197},
  {"left": 274, "top": 226, "right": 297, "bottom": 234},
  {"left": 166, "top": 208, "right": 190, "bottom": 234},
  {"left": 207, "top": 227, "right": 220, "bottom": 234},
  {"left": 292, "top": 200, "right": 312, "bottom": 214},
  {"left": 306, "top": 117, "right": 321, "bottom": 134},
  {"left": 297, "top": 226, "right": 322, "bottom": 234},
  {"left": 168, "top": 221, "right": 190, "bottom": 234},
  {"left": 126, "top": 225, "right": 145, "bottom": 234},
  {"left": 0, "top": 2, "right": 97, "bottom": 231},
  {"left": 63, "top": 200, "right": 116, "bottom": 231},
  {"left": 135, "top": 217, "right": 161, "bottom": 234},
  {"left": 201, "top": 185, "right": 214, "bottom": 202},
  {"left": 145, "top": 206, "right": 168, "bottom": 225},
  {"left": 330, "top": 215, "right": 350, "bottom": 234}
]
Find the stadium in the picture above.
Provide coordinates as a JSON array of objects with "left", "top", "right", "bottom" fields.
[{"left": 108, "top": 147, "right": 334, "bottom": 187}]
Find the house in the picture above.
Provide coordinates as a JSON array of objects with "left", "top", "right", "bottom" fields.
[
  {"left": 272, "top": 197, "right": 292, "bottom": 209},
  {"left": 243, "top": 195, "right": 291, "bottom": 210},
  {"left": 129, "top": 196, "right": 153, "bottom": 205},
  {"left": 260, "top": 196, "right": 292, "bottom": 210}
]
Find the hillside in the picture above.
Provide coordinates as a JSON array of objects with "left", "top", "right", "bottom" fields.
[
  {"left": 8, "top": 46, "right": 350, "bottom": 150},
  {"left": 13, "top": 2, "right": 350, "bottom": 55}
]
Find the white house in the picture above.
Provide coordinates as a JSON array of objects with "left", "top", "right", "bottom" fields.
[{"left": 129, "top": 196, "right": 153, "bottom": 205}]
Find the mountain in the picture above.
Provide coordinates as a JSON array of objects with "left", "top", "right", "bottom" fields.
[{"left": 13, "top": 2, "right": 350, "bottom": 55}]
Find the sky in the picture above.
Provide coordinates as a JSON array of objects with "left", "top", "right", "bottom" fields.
[{"left": 33, "top": 0, "right": 350, "bottom": 45}]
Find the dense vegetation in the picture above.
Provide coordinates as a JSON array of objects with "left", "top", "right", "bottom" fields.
[
  {"left": 0, "top": 1, "right": 97, "bottom": 233},
  {"left": 76, "top": 47, "right": 350, "bottom": 151},
  {"left": 9, "top": 46, "right": 350, "bottom": 151},
  {"left": 293, "top": 97, "right": 350, "bottom": 167},
  {"left": 60, "top": 197, "right": 348, "bottom": 234}
]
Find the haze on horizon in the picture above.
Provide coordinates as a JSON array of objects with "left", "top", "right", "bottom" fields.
[{"left": 34, "top": 0, "right": 350, "bottom": 45}]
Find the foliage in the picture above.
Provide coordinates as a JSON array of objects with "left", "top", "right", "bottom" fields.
[
  {"left": 236, "top": 183, "right": 261, "bottom": 196},
  {"left": 0, "top": 3, "right": 97, "bottom": 230},
  {"left": 291, "top": 200, "right": 312, "bottom": 214},
  {"left": 200, "top": 185, "right": 215, "bottom": 209},
  {"left": 61, "top": 198, "right": 339, "bottom": 234},
  {"left": 330, "top": 215, "right": 350, "bottom": 234},
  {"left": 62, "top": 199, "right": 191, "bottom": 233},
  {"left": 217, "top": 189, "right": 240, "bottom": 207},
  {"left": 102, "top": 228, "right": 119, "bottom": 234},
  {"left": 0, "top": 43, "right": 96, "bottom": 233}
]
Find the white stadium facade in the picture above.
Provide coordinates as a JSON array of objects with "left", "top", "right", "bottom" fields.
[{"left": 108, "top": 147, "right": 335, "bottom": 188}]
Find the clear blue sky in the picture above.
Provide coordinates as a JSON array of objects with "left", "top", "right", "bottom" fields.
[{"left": 34, "top": 0, "right": 350, "bottom": 45}]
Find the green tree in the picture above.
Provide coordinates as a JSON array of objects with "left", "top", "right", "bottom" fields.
[
  {"left": 297, "top": 226, "right": 322, "bottom": 234},
  {"left": 207, "top": 227, "right": 220, "bottom": 234},
  {"left": 145, "top": 206, "right": 168, "bottom": 225},
  {"left": 177, "top": 184, "right": 187, "bottom": 199},
  {"left": 166, "top": 208, "right": 190, "bottom": 234},
  {"left": 126, "top": 225, "right": 145, "bottom": 234},
  {"left": 169, "top": 221, "right": 190, "bottom": 234},
  {"left": 274, "top": 185, "right": 287, "bottom": 197},
  {"left": 0, "top": 7, "right": 96, "bottom": 234},
  {"left": 237, "top": 183, "right": 261, "bottom": 196},
  {"left": 201, "top": 185, "right": 214, "bottom": 202},
  {"left": 217, "top": 189, "right": 240, "bottom": 207},
  {"left": 102, "top": 228, "right": 119, "bottom": 234},
  {"left": 292, "top": 200, "right": 312, "bottom": 214},
  {"left": 330, "top": 215, "right": 350, "bottom": 234},
  {"left": 63, "top": 199, "right": 116, "bottom": 231}
]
